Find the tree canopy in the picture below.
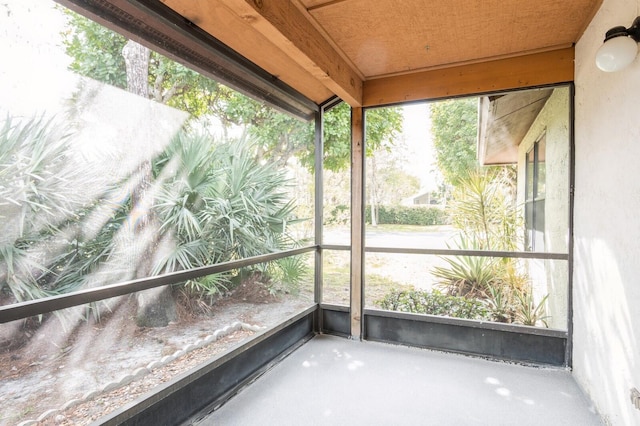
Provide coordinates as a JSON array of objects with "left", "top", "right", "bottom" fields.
[
  {"left": 61, "top": 11, "right": 403, "bottom": 172},
  {"left": 430, "top": 97, "right": 479, "bottom": 187}
]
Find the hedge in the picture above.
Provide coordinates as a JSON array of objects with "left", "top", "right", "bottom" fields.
[
  {"left": 365, "top": 205, "right": 448, "bottom": 226},
  {"left": 324, "top": 204, "right": 448, "bottom": 226},
  {"left": 376, "top": 289, "right": 491, "bottom": 320}
]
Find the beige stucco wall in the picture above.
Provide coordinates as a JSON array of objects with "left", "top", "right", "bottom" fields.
[
  {"left": 574, "top": 0, "right": 640, "bottom": 424},
  {"left": 515, "top": 88, "right": 570, "bottom": 330}
]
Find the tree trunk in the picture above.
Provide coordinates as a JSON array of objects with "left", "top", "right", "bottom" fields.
[
  {"left": 371, "top": 202, "right": 378, "bottom": 227},
  {"left": 369, "top": 156, "right": 379, "bottom": 227},
  {"left": 122, "top": 40, "right": 176, "bottom": 327},
  {"left": 122, "top": 40, "right": 150, "bottom": 97}
]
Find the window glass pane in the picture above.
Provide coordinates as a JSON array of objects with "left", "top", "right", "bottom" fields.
[
  {"left": 533, "top": 199, "right": 546, "bottom": 250},
  {"left": 0, "top": 254, "right": 313, "bottom": 425},
  {"left": 1, "top": 2, "right": 316, "bottom": 422},
  {"left": 323, "top": 103, "right": 351, "bottom": 246},
  {"left": 1, "top": 0, "right": 314, "bottom": 307},
  {"left": 363, "top": 102, "right": 451, "bottom": 251},
  {"left": 322, "top": 249, "right": 350, "bottom": 306},
  {"left": 526, "top": 148, "right": 535, "bottom": 201},
  {"left": 364, "top": 86, "right": 570, "bottom": 328},
  {"left": 537, "top": 137, "right": 547, "bottom": 199},
  {"left": 525, "top": 201, "right": 534, "bottom": 250},
  {"left": 368, "top": 254, "right": 568, "bottom": 330}
]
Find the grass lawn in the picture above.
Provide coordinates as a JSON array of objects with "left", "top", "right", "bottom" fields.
[
  {"left": 364, "top": 224, "right": 453, "bottom": 233},
  {"left": 321, "top": 250, "right": 414, "bottom": 306}
]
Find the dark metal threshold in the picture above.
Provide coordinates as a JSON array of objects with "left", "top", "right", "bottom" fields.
[
  {"left": 363, "top": 308, "right": 568, "bottom": 366},
  {"left": 320, "top": 303, "right": 350, "bottom": 337},
  {"left": 319, "top": 306, "right": 568, "bottom": 366}
]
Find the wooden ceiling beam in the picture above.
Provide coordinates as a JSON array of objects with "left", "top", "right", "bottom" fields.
[
  {"left": 218, "top": 0, "right": 363, "bottom": 106},
  {"left": 362, "top": 48, "right": 575, "bottom": 107}
]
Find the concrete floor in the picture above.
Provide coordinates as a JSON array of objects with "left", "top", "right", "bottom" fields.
[{"left": 199, "top": 335, "right": 602, "bottom": 425}]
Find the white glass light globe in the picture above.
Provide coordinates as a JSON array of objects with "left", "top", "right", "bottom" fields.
[{"left": 595, "top": 35, "right": 639, "bottom": 72}]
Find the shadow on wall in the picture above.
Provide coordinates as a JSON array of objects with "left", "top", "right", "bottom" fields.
[{"left": 573, "top": 237, "right": 639, "bottom": 424}]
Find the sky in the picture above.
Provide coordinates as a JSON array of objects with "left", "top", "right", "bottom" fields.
[
  {"left": 400, "top": 102, "right": 439, "bottom": 192},
  {"left": 0, "top": 0, "right": 75, "bottom": 116}
]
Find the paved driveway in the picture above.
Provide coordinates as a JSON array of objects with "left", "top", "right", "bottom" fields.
[
  {"left": 324, "top": 226, "right": 456, "bottom": 249},
  {"left": 323, "top": 226, "right": 459, "bottom": 303}
]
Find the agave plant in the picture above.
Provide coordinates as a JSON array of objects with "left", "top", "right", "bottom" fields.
[
  {"left": 431, "top": 169, "right": 542, "bottom": 324},
  {"left": 514, "top": 288, "right": 549, "bottom": 327},
  {"left": 432, "top": 235, "right": 498, "bottom": 297}
]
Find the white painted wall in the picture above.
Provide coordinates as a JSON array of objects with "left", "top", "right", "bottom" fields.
[
  {"left": 574, "top": 0, "right": 640, "bottom": 424},
  {"left": 516, "top": 88, "right": 570, "bottom": 330}
]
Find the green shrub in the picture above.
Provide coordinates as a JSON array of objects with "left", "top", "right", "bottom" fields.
[
  {"left": 153, "top": 135, "right": 307, "bottom": 297},
  {"left": 365, "top": 205, "right": 448, "bottom": 226},
  {"left": 325, "top": 204, "right": 350, "bottom": 225},
  {"left": 376, "top": 289, "right": 491, "bottom": 321},
  {"left": 429, "top": 171, "right": 551, "bottom": 327}
]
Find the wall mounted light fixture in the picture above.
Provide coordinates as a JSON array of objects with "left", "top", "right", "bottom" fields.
[{"left": 596, "top": 16, "right": 640, "bottom": 72}]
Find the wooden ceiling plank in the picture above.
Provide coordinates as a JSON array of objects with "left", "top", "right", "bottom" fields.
[
  {"left": 310, "top": 0, "right": 599, "bottom": 79},
  {"left": 218, "top": 0, "right": 363, "bottom": 106},
  {"left": 161, "top": 0, "right": 333, "bottom": 104},
  {"left": 362, "top": 48, "right": 574, "bottom": 107}
]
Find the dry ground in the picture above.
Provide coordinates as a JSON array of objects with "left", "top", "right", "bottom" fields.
[
  {"left": 1, "top": 226, "right": 453, "bottom": 425},
  {"left": 0, "top": 283, "right": 312, "bottom": 426}
]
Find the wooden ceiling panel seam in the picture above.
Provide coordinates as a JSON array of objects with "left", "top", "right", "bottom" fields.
[
  {"left": 217, "top": 0, "right": 363, "bottom": 106},
  {"left": 304, "top": 0, "right": 351, "bottom": 11},
  {"left": 291, "top": 0, "right": 365, "bottom": 81}
]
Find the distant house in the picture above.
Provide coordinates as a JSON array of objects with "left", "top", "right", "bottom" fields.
[{"left": 401, "top": 191, "right": 441, "bottom": 207}]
